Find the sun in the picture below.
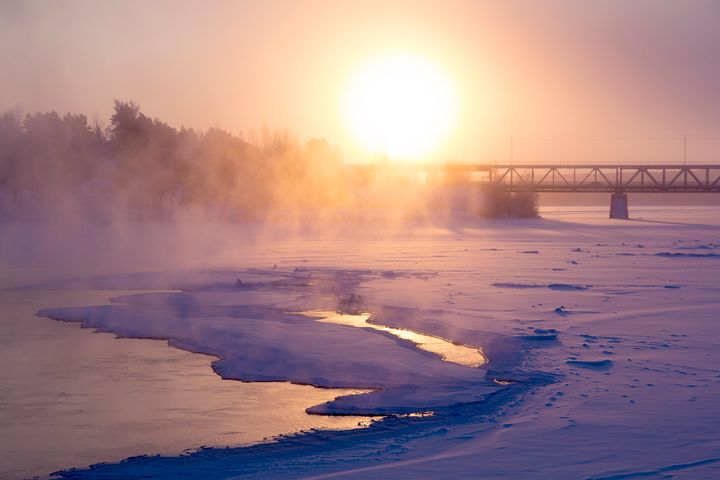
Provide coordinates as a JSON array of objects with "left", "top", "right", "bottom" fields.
[{"left": 343, "top": 53, "right": 458, "bottom": 161}]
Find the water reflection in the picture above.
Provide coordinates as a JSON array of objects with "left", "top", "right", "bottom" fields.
[
  {"left": 0, "top": 291, "right": 372, "bottom": 480},
  {"left": 493, "top": 378, "right": 514, "bottom": 385},
  {"left": 306, "top": 310, "right": 486, "bottom": 368},
  {"left": 397, "top": 411, "right": 435, "bottom": 418}
]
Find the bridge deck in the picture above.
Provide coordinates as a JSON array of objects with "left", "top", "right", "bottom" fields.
[{"left": 349, "top": 164, "right": 720, "bottom": 193}]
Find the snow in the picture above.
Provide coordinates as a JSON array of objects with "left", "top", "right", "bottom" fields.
[
  {"left": 15, "top": 206, "right": 720, "bottom": 478},
  {"left": 38, "top": 277, "right": 501, "bottom": 415}
]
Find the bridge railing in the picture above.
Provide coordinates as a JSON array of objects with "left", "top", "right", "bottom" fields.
[
  {"left": 485, "top": 165, "right": 720, "bottom": 192},
  {"left": 348, "top": 164, "right": 720, "bottom": 193}
]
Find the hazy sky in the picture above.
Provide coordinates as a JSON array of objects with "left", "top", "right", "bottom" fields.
[{"left": 2, "top": 0, "right": 720, "bottom": 163}]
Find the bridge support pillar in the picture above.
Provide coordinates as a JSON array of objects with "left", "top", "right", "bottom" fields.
[{"left": 609, "top": 192, "right": 629, "bottom": 219}]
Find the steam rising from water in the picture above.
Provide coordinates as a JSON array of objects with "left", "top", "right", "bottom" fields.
[{"left": 0, "top": 101, "right": 537, "bottom": 282}]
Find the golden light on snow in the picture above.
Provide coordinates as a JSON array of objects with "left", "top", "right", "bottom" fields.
[{"left": 343, "top": 53, "right": 459, "bottom": 161}]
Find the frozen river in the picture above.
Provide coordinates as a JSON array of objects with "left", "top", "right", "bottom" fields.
[
  {"left": 3, "top": 206, "right": 720, "bottom": 479},
  {"left": 0, "top": 288, "right": 369, "bottom": 479}
]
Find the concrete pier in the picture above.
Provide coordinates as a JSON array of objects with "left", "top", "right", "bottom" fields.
[{"left": 609, "top": 192, "right": 629, "bottom": 219}]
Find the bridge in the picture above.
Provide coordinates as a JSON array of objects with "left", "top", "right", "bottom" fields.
[{"left": 348, "top": 164, "right": 720, "bottom": 218}]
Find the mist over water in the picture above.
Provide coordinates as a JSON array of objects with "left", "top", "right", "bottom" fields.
[
  {"left": 0, "top": 101, "right": 543, "bottom": 284},
  {"left": 4, "top": 3, "right": 720, "bottom": 479}
]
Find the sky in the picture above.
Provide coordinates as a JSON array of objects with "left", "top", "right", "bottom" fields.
[{"left": 2, "top": 0, "right": 720, "bottom": 163}]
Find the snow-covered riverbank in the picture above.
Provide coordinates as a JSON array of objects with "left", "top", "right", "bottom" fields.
[{"left": 6, "top": 206, "right": 720, "bottom": 479}]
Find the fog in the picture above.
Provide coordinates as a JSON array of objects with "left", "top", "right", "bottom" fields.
[
  {"left": 0, "top": 101, "right": 512, "bottom": 220},
  {"left": 3, "top": 1, "right": 720, "bottom": 163},
  {"left": 0, "top": 101, "right": 541, "bottom": 284},
  {"left": 3, "top": 0, "right": 720, "bottom": 278}
]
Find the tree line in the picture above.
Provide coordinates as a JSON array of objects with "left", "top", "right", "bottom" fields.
[{"left": 0, "top": 101, "right": 347, "bottom": 220}]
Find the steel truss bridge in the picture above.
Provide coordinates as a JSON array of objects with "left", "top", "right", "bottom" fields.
[
  {"left": 354, "top": 164, "right": 720, "bottom": 193},
  {"left": 347, "top": 163, "right": 720, "bottom": 218}
]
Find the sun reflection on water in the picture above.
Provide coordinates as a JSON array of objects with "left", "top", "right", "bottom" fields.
[{"left": 305, "top": 310, "right": 486, "bottom": 368}]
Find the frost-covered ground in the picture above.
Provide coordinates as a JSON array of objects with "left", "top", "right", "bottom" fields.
[{"left": 14, "top": 207, "right": 720, "bottom": 478}]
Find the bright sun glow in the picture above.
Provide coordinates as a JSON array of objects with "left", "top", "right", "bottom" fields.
[{"left": 344, "top": 53, "right": 458, "bottom": 161}]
